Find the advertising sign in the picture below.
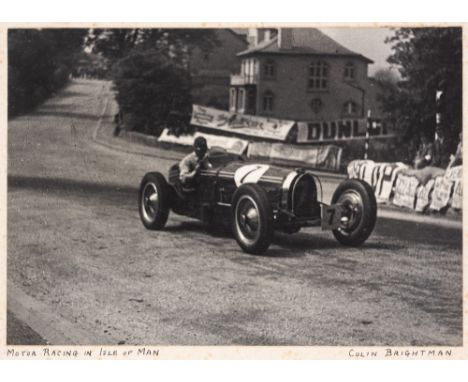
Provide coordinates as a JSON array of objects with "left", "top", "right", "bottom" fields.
[
  {"left": 191, "top": 105, "right": 295, "bottom": 141},
  {"left": 430, "top": 176, "right": 454, "bottom": 211},
  {"left": 297, "top": 119, "right": 395, "bottom": 143},
  {"left": 445, "top": 165, "right": 462, "bottom": 181},
  {"left": 374, "top": 163, "right": 408, "bottom": 202},
  {"left": 415, "top": 178, "right": 436, "bottom": 212},
  {"left": 347, "top": 160, "right": 374, "bottom": 180},
  {"left": 392, "top": 174, "right": 420, "bottom": 210},
  {"left": 451, "top": 179, "right": 462, "bottom": 210}
]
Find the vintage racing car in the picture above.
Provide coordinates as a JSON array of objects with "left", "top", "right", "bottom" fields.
[{"left": 138, "top": 148, "right": 377, "bottom": 254}]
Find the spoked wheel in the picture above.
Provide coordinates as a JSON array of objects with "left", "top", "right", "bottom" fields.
[
  {"left": 138, "top": 172, "right": 170, "bottom": 230},
  {"left": 232, "top": 184, "right": 273, "bottom": 254},
  {"left": 331, "top": 179, "right": 377, "bottom": 246}
]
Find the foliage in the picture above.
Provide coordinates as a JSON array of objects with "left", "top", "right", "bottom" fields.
[
  {"left": 87, "top": 29, "right": 219, "bottom": 135},
  {"left": 380, "top": 28, "right": 462, "bottom": 150},
  {"left": 112, "top": 49, "right": 193, "bottom": 136},
  {"left": 8, "top": 29, "right": 87, "bottom": 117}
]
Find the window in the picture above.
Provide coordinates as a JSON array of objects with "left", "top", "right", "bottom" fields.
[
  {"left": 344, "top": 61, "right": 355, "bottom": 81},
  {"left": 238, "top": 88, "right": 245, "bottom": 110},
  {"left": 263, "top": 60, "right": 276, "bottom": 79},
  {"left": 262, "top": 91, "right": 274, "bottom": 112},
  {"left": 247, "top": 88, "right": 256, "bottom": 111},
  {"left": 308, "top": 61, "right": 328, "bottom": 90},
  {"left": 343, "top": 100, "right": 358, "bottom": 116},
  {"left": 310, "top": 98, "right": 323, "bottom": 113},
  {"left": 230, "top": 88, "right": 237, "bottom": 110}
]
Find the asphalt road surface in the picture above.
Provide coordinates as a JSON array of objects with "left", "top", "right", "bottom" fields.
[{"left": 7, "top": 79, "right": 462, "bottom": 346}]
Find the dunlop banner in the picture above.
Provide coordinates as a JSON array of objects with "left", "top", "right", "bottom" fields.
[
  {"left": 297, "top": 118, "right": 395, "bottom": 143},
  {"left": 190, "top": 105, "right": 295, "bottom": 141}
]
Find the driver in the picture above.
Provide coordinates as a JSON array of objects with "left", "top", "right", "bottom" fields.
[{"left": 179, "top": 136, "right": 212, "bottom": 188}]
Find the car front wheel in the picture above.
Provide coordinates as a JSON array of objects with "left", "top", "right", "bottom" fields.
[
  {"left": 231, "top": 184, "right": 273, "bottom": 254},
  {"left": 331, "top": 178, "right": 377, "bottom": 246},
  {"left": 138, "top": 172, "right": 170, "bottom": 230}
]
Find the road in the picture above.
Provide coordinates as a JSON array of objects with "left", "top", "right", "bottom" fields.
[{"left": 7, "top": 79, "right": 462, "bottom": 346}]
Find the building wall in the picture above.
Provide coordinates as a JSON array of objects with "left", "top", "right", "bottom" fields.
[{"left": 251, "top": 54, "right": 372, "bottom": 121}]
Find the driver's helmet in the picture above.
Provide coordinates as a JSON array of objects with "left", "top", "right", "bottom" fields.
[{"left": 194, "top": 137, "right": 208, "bottom": 159}]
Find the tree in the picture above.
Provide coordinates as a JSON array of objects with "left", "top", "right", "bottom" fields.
[
  {"left": 86, "top": 28, "right": 219, "bottom": 66},
  {"left": 87, "top": 28, "right": 219, "bottom": 135},
  {"left": 8, "top": 29, "right": 87, "bottom": 117},
  {"left": 112, "top": 49, "right": 193, "bottom": 136},
  {"left": 382, "top": 28, "right": 462, "bottom": 148}
]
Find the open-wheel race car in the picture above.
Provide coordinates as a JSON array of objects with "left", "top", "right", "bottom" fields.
[{"left": 138, "top": 148, "right": 377, "bottom": 254}]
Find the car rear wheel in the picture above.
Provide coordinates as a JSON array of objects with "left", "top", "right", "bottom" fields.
[
  {"left": 139, "top": 172, "right": 170, "bottom": 230},
  {"left": 232, "top": 184, "right": 273, "bottom": 254},
  {"left": 331, "top": 179, "right": 377, "bottom": 246}
]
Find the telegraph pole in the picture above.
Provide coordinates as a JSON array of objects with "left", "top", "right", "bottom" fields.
[{"left": 364, "top": 109, "right": 371, "bottom": 160}]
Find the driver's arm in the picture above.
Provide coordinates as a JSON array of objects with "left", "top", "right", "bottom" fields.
[{"left": 179, "top": 154, "right": 197, "bottom": 183}]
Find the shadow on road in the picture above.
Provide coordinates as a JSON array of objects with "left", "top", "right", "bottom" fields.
[
  {"left": 8, "top": 174, "right": 137, "bottom": 200},
  {"left": 28, "top": 110, "right": 100, "bottom": 121}
]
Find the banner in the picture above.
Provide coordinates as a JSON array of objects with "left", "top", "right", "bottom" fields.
[
  {"left": 297, "top": 119, "right": 395, "bottom": 143},
  {"left": 191, "top": 105, "right": 295, "bottom": 141},
  {"left": 248, "top": 142, "right": 342, "bottom": 172},
  {"left": 347, "top": 160, "right": 374, "bottom": 180},
  {"left": 429, "top": 176, "right": 454, "bottom": 211},
  {"left": 158, "top": 129, "right": 249, "bottom": 155},
  {"left": 392, "top": 174, "right": 420, "bottom": 210},
  {"left": 445, "top": 165, "right": 462, "bottom": 181},
  {"left": 451, "top": 179, "right": 462, "bottom": 210},
  {"left": 374, "top": 163, "right": 408, "bottom": 202},
  {"left": 415, "top": 178, "right": 436, "bottom": 212}
]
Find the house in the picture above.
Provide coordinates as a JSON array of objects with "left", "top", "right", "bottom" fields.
[
  {"left": 229, "top": 28, "right": 380, "bottom": 122},
  {"left": 190, "top": 29, "right": 248, "bottom": 110}
]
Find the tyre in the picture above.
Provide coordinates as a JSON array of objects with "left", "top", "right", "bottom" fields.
[
  {"left": 331, "top": 179, "right": 377, "bottom": 246},
  {"left": 138, "top": 172, "right": 170, "bottom": 230},
  {"left": 231, "top": 184, "right": 273, "bottom": 254}
]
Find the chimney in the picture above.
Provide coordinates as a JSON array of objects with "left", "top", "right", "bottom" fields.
[{"left": 278, "top": 28, "right": 293, "bottom": 50}]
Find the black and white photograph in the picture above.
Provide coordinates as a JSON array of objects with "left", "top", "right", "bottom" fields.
[{"left": 2, "top": 23, "right": 465, "bottom": 358}]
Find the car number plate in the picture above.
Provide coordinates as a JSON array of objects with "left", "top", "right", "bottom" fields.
[{"left": 321, "top": 204, "right": 343, "bottom": 230}]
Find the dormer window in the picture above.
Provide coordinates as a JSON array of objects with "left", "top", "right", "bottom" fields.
[
  {"left": 344, "top": 62, "right": 355, "bottom": 81},
  {"left": 308, "top": 61, "right": 328, "bottom": 90},
  {"left": 263, "top": 60, "right": 276, "bottom": 80}
]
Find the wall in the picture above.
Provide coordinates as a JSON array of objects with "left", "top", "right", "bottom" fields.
[{"left": 248, "top": 54, "right": 379, "bottom": 121}]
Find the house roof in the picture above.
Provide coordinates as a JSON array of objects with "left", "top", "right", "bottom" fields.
[
  {"left": 225, "top": 28, "right": 249, "bottom": 44},
  {"left": 237, "top": 28, "right": 373, "bottom": 63}
]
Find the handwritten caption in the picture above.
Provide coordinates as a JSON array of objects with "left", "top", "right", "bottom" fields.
[
  {"left": 6, "top": 347, "right": 160, "bottom": 359},
  {"left": 348, "top": 348, "right": 454, "bottom": 359}
]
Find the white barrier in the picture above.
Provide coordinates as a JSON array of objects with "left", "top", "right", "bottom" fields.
[
  {"left": 158, "top": 129, "right": 249, "bottom": 155},
  {"left": 248, "top": 142, "right": 342, "bottom": 172},
  {"left": 347, "top": 160, "right": 462, "bottom": 215}
]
